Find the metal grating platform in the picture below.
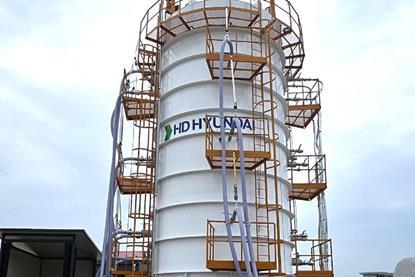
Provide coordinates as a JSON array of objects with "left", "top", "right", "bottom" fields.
[
  {"left": 205, "top": 149, "right": 270, "bottom": 170},
  {"left": 288, "top": 154, "right": 327, "bottom": 201},
  {"left": 206, "top": 53, "right": 267, "bottom": 81},
  {"left": 290, "top": 183, "right": 327, "bottom": 201},
  {"left": 205, "top": 115, "right": 271, "bottom": 170},
  {"left": 122, "top": 93, "right": 156, "bottom": 121},
  {"left": 206, "top": 220, "right": 277, "bottom": 272},
  {"left": 116, "top": 176, "right": 153, "bottom": 195},
  {"left": 141, "top": 0, "right": 305, "bottom": 78},
  {"left": 286, "top": 79, "right": 323, "bottom": 128},
  {"left": 286, "top": 79, "right": 322, "bottom": 128},
  {"left": 206, "top": 260, "right": 276, "bottom": 271},
  {"left": 296, "top": 271, "right": 334, "bottom": 277}
]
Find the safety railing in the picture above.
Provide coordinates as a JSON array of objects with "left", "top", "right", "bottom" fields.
[
  {"left": 111, "top": 230, "right": 152, "bottom": 276},
  {"left": 260, "top": 0, "right": 304, "bottom": 77},
  {"left": 140, "top": 0, "right": 262, "bottom": 44},
  {"left": 206, "top": 219, "right": 277, "bottom": 271},
  {"left": 121, "top": 69, "right": 158, "bottom": 121},
  {"left": 205, "top": 24, "right": 267, "bottom": 80},
  {"left": 136, "top": 44, "right": 159, "bottom": 86},
  {"left": 110, "top": 195, "right": 155, "bottom": 276},
  {"left": 204, "top": 114, "right": 271, "bottom": 170},
  {"left": 286, "top": 78, "right": 322, "bottom": 128},
  {"left": 122, "top": 92, "right": 157, "bottom": 121},
  {"left": 112, "top": 77, "right": 157, "bottom": 275},
  {"left": 116, "top": 161, "right": 153, "bottom": 195},
  {"left": 105, "top": 3, "right": 162, "bottom": 277},
  {"left": 292, "top": 239, "right": 333, "bottom": 276},
  {"left": 288, "top": 154, "right": 327, "bottom": 201},
  {"left": 138, "top": 0, "right": 304, "bottom": 77}
]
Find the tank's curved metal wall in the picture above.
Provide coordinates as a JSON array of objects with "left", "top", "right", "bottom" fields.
[{"left": 153, "top": 3, "right": 292, "bottom": 276}]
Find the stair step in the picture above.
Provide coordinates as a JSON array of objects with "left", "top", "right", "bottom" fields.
[
  {"left": 282, "top": 41, "right": 302, "bottom": 50},
  {"left": 285, "top": 54, "right": 305, "bottom": 60}
]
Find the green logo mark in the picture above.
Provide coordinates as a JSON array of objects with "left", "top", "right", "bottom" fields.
[{"left": 164, "top": 124, "right": 172, "bottom": 141}]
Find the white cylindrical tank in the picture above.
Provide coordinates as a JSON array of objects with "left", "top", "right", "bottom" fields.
[
  {"left": 153, "top": 1, "right": 292, "bottom": 276},
  {"left": 394, "top": 257, "right": 415, "bottom": 277}
]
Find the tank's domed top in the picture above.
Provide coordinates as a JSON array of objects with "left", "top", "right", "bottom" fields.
[{"left": 394, "top": 257, "right": 415, "bottom": 277}]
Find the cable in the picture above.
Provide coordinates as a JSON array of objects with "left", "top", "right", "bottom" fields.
[
  {"left": 218, "top": 35, "right": 258, "bottom": 277},
  {"left": 218, "top": 35, "right": 244, "bottom": 276},
  {"left": 233, "top": 119, "right": 258, "bottom": 276},
  {"left": 312, "top": 80, "right": 329, "bottom": 270},
  {"left": 97, "top": 70, "right": 140, "bottom": 277}
]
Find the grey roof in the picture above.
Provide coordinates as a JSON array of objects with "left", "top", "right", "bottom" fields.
[
  {"left": 0, "top": 228, "right": 101, "bottom": 260},
  {"left": 360, "top": 272, "right": 393, "bottom": 277}
]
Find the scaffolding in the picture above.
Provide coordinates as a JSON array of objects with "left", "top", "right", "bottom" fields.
[
  {"left": 286, "top": 79, "right": 322, "bottom": 128},
  {"left": 291, "top": 238, "right": 333, "bottom": 277},
  {"left": 288, "top": 77, "right": 332, "bottom": 276},
  {"left": 288, "top": 154, "right": 327, "bottom": 201},
  {"left": 109, "top": 40, "right": 160, "bottom": 277}
]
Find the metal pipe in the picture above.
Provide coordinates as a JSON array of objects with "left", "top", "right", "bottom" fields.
[
  {"left": 97, "top": 69, "right": 140, "bottom": 277},
  {"left": 233, "top": 119, "right": 258, "bottom": 276}
]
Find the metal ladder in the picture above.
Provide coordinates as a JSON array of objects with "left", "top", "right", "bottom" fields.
[{"left": 252, "top": 70, "right": 272, "bottom": 267}]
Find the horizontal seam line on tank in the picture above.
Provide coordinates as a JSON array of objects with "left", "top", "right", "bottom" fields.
[
  {"left": 160, "top": 79, "right": 289, "bottom": 116},
  {"left": 160, "top": 107, "right": 262, "bottom": 124},
  {"left": 156, "top": 168, "right": 293, "bottom": 189},
  {"left": 153, "top": 271, "right": 218, "bottom": 275},
  {"left": 154, "top": 235, "right": 296, "bottom": 248},
  {"left": 161, "top": 23, "right": 285, "bottom": 52},
  {"left": 161, "top": 53, "right": 206, "bottom": 74},
  {"left": 154, "top": 268, "right": 297, "bottom": 275},
  {"left": 156, "top": 269, "right": 290, "bottom": 275},
  {"left": 157, "top": 130, "right": 291, "bottom": 160},
  {"left": 157, "top": 170, "right": 292, "bottom": 191},
  {"left": 160, "top": 78, "right": 286, "bottom": 101},
  {"left": 156, "top": 201, "right": 294, "bottom": 214},
  {"left": 162, "top": 57, "right": 286, "bottom": 93},
  {"left": 156, "top": 201, "right": 294, "bottom": 219},
  {"left": 160, "top": 78, "right": 249, "bottom": 100},
  {"left": 161, "top": 59, "right": 287, "bottom": 99},
  {"left": 160, "top": 51, "right": 287, "bottom": 85},
  {"left": 160, "top": 26, "right": 286, "bottom": 72},
  {"left": 157, "top": 201, "right": 258, "bottom": 210}
]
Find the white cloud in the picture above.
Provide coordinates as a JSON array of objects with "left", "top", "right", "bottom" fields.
[{"left": 0, "top": 0, "right": 146, "bottom": 92}]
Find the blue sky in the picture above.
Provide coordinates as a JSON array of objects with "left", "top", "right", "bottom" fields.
[{"left": 1, "top": 0, "right": 414, "bottom": 276}]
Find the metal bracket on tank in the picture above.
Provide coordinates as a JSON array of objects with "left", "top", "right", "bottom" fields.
[{"left": 233, "top": 184, "right": 238, "bottom": 201}]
